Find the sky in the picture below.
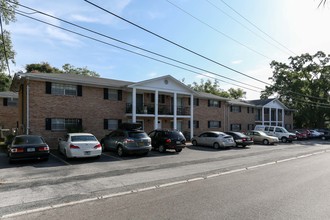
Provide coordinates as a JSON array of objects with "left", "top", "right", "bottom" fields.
[{"left": 4, "top": 0, "right": 330, "bottom": 100}]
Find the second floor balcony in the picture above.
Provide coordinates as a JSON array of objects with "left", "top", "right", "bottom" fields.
[{"left": 126, "top": 103, "right": 190, "bottom": 116}]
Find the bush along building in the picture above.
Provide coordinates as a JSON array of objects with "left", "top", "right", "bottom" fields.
[{"left": 10, "top": 72, "right": 294, "bottom": 148}]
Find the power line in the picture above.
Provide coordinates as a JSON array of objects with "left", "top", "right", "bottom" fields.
[
  {"left": 83, "top": 0, "right": 272, "bottom": 86},
  {"left": 165, "top": 0, "right": 272, "bottom": 60},
  {"left": 11, "top": 10, "right": 261, "bottom": 93},
  {"left": 219, "top": 0, "right": 297, "bottom": 56},
  {"left": 204, "top": 0, "right": 293, "bottom": 57},
  {"left": 4, "top": 0, "right": 263, "bottom": 91}
]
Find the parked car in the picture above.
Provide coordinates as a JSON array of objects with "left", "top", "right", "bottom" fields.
[
  {"left": 295, "top": 129, "right": 311, "bottom": 139},
  {"left": 246, "top": 130, "right": 279, "bottom": 145},
  {"left": 254, "top": 125, "right": 296, "bottom": 143},
  {"left": 225, "top": 131, "right": 254, "bottom": 147},
  {"left": 148, "top": 129, "right": 186, "bottom": 153},
  {"left": 58, "top": 133, "right": 102, "bottom": 159},
  {"left": 7, "top": 135, "right": 50, "bottom": 163},
  {"left": 101, "top": 126, "right": 151, "bottom": 157},
  {"left": 309, "top": 129, "right": 324, "bottom": 138},
  {"left": 321, "top": 131, "right": 330, "bottom": 140},
  {"left": 191, "top": 131, "right": 236, "bottom": 149},
  {"left": 289, "top": 130, "right": 308, "bottom": 140}
]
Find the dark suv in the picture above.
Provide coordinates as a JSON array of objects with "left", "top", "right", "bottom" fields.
[
  {"left": 148, "top": 130, "right": 186, "bottom": 153},
  {"left": 100, "top": 123, "right": 151, "bottom": 157}
]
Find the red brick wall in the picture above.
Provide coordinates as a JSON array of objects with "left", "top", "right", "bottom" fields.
[{"left": 0, "top": 97, "right": 18, "bottom": 129}]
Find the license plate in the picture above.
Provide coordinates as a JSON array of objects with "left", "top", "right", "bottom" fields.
[
  {"left": 84, "top": 151, "right": 91, "bottom": 155},
  {"left": 176, "top": 141, "right": 181, "bottom": 144},
  {"left": 27, "top": 148, "right": 35, "bottom": 152},
  {"left": 138, "top": 142, "right": 144, "bottom": 147}
]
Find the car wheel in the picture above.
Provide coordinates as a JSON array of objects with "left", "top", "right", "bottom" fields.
[
  {"left": 192, "top": 140, "right": 197, "bottom": 146},
  {"left": 321, "top": 136, "right": 326, "bottom": 140},
  {"left": 263, "top": 139, "right": 269, "bottom": 145},
  {"left": 158, "top": 145, "right": 166, "bottom": 153},
  {"left": 213, "top": 142, "right": 220, "bottom": 149},
  {"left": 117, "top": 146, "right": 125, "bottom": 157},
  {"left": 175, "top": 148, "right": 182, "bottom": 153},
  {"left": 281, "top": 137, "right": 287, "bottom": 143}
]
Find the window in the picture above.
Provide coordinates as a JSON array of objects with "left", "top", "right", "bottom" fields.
[
  {"left": 230, "top": 124, "right": 241, "bottom": 131},
  {"left": 230, "top": 106, "right": 241, "bottom": 112},
  {"left": 188, "top": 98, "right": 199, "bottom": 106},
  {"left": 46, "top": 118, "right": 82, "bottom": 131},
  {"left": 208, "top": 100, "right": 221, "bottom": 108},
  {"left": 104, "top": 119, "right": 122, "bottom": 130},
  {"left": 46, "top": 82, "right": 82, "bottom": 96},
  {"left": 151, "top": 94, "right": 165, "bottom": 103},
  {"left": 104, "top": 88, "right": 122, "bottom": 101},
  {"left": 208, "top": 121, "right": 221, "bottom": 128},
  {"left": 188, "top": 120, "right": 199, "bottom": 128},
  {"left": 3, "top": 98, "right": 18, "bottom": 106},
  {"left": 247, "top": 124, "right": 254, "bottom": 130}
]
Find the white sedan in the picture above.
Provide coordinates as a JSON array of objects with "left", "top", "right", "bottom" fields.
[
  {"left": 58, "top": 133, "right": 102, "bottom": 159},
  {"left": 191, "top": 131, "right": 236, "bottom": 149}
]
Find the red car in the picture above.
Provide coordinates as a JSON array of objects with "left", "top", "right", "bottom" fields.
[{"left": 290, "top": 130, "right": 308, "bottom": 140}]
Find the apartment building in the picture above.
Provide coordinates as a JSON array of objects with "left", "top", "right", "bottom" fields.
[
  {"left": 0, "top": 91, "right": 18, "bottom": 130},
  {"left": 10, "top": 72, "right": 294, "bottom": 147}
]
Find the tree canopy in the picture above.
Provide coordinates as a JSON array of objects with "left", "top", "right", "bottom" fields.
[
  {"left": 25, "top": 62, "right": 100, "bottom": 77},
  {"left": 186, "top": 79, "right": 246, "bottom": 99},
  {"left": 261, "top": 51, "right": 330, "bottom": 128}
]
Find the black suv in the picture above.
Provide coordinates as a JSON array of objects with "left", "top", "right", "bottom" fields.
[
  {"left": 100, "top": 123, "right": 152, "bottom": 157},
  {"left": 148, "top": 130, "right": 186, "bottom": 153}
]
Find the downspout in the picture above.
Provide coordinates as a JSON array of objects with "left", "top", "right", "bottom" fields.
[{"left": 26, "top": 78, "right": 30, "bottom": 135}]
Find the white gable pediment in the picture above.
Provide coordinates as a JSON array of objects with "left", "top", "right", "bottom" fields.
[
  {"left": 128, "top": 75, "right": 195, "bottom": 95},
  {"left": 264, "top": 99, "right": 287, "bottom": 109}
]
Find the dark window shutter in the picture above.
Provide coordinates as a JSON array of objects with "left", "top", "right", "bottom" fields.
[
  {"left": 104, "top": 88, "right": 108, "bottom": 100},
  {"left": 196, "top": 99, "right": 199, "bottom": 106},
  {"left": 239, "top": 106, "right": 241, "bottom": 112},
  {"left": 77, "top": 85, "right": 82, "bottom": 96},
  {"left": 208, "top": 100, "right": 211, "bottom": 107},
  {"left": 208, "top": 121, "right": 210, "bottom": 128},
  {"left": 104, "top": 119, "right": 108, "bottom": 129},
  {"left": 46, "top": 82, "right": 51, "bottom": 94},
  {"left": 230, "top": 106, "right": 233, "bottom": 112},
  {"left": 219, "top": 101, "right": 221, "bottom": 108},
  {"left": 3, "top": 98, "right": 8, "bottom": 106},
  {"left": 239, "top": 124, "right": 242, "bottom": 130},
  {"left": 230, "top": 124, "right": 233, "bottom": 131},
  {"left": 196, "top": 121, "right": 199, "bottom": 128},
  {"left": 247, "top": 107, "right": 250, "bottom": 113},
  {"left": 118, "top": 90, "right": 122, "bottom": 101},
  {"left": 45, "top": 118, "right": 51, "bottom": 130},
  {"left": 188, "top": 98, "right": 191, "bottom": 106},
  {"left": 118, "top": 119, "right": 122, "bottom": 126},
  {"left": 219, "top": 121, "right": 222, "bottom": 128}
]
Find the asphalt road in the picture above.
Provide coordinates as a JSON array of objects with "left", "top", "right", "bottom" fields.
[{"left": 1, "top": 140, "right": 330, "bottom": 219}]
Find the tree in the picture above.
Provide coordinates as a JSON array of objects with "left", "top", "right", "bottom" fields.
[
  {"left": 25, "top": 62, "right": 100, "bottom": 77},
  {"left": 0, "top": 72, "right": 11, "bottom": 91},
  {"left": 187, "top": 79, "right": 246, "bottom": 99},
  {"left": 261, "top": 51, "right": 330, "bottom": 128},
  {"left": 0, "top": 0, "right": 18, "bottom": 75}
]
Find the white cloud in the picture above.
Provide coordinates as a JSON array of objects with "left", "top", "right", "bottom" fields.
[
  {"left": 45, "top": 27, "right": 82, "bottom": 46},
  {"left": 231, "top": 60, "right": 242, "bottom": 65},
  {"left": 70, "top": 14, "right": 99, "bottom": 23}
]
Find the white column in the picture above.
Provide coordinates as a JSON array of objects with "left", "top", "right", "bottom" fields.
[
  {"left": 282, "top": 109, "right": 285, "bottom": 126},
  {"left": 132, "top": 88, "right": 136, "bottom": 123},
  {"left": 276, "top": 108, "right": 278, "bottom": 126},
  {"left": 262, "top": 107, "right": 265, "bottom": 125},
  {"left": 173, "top": 93, "right": 177, "bottom": 130},
  {"left": 269, "top": 107, "right": 272, "bottom": 126},
  {"left": 154, "top": 90, "right": 159, "bottom": 129},
  {"left": 190, "top": 94, "right": 194, "bottom": 140}
]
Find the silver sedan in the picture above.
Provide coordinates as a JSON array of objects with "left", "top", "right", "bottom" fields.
[{"left": 191, "top": 131, "right": 236, "bottom": 149}]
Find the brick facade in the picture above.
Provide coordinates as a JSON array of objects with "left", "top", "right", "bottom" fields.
[{"left": 0, "top": 92, "right": 18, "bottom": 130}]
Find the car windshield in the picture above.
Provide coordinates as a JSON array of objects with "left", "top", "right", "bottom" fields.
[
  {"left": 71, "top": 135, "right": 97, "bottom": 142},
  {"left": 233, "top": 132, "right": 246, "bottom": 137},
  {"left": 13, "top": 136, "right": 44, "bottom": 145},
  {"left": 128, "top": 131, "right": 149, "bottom": 139}
]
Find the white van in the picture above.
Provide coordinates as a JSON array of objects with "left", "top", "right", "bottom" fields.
[{"left": 254, "top": 125, "right": 297, "bottom": 143}]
